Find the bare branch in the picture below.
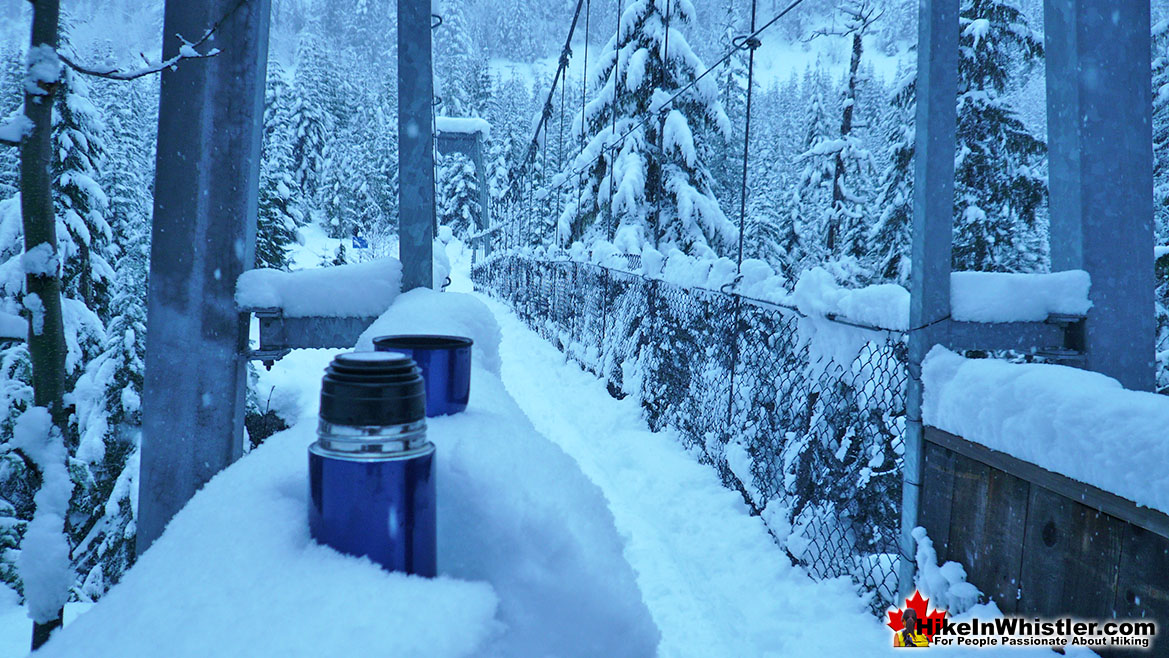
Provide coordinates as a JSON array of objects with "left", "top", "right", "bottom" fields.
[
  {"left": 59, "top": 0, "right": 249, "bottom": 81},
  {"left": 58, "top": 45, "right": 219, "bottom": 81},
  {"left": 804, "top": 0, "right": 884, "bottom": 42}
]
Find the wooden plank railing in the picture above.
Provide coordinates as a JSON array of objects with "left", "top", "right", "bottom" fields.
[{"left": 921, "top": 426, "right": 1169, "bottom": 637}]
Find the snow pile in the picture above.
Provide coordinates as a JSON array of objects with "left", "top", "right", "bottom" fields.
[
  {"left": 541, "top": 247, "right": 1092, "bottom": 327},
  {"left": 950, "top": 270, "right": 1091, "bottom": 322},
  {"left": 0, "top": 310, "right": 23, "bottom": 339},
  {"left": 0, "top": 112, "right": 33, "bottom": 145},
  {"left": 792, "top": 267, "right": 909, "bottom": 331},
  {"left": 435, "top": 116, "right": 491, "bottom": 137},
  {"left": 912, "top": 527, "right": 981, "bottom": 615},
  {"left": 39, "top": 291, "right": 657, "bottom": 658},
  {"left": 923, "top": 346, "right": 1169, "bottom": 514},
  {"left": 235, "top": 258, "right": 402, "bottom": 317},
  {"left": 12, "top": 408, "right": 73, "bottom": 624},
  {"left": 790, "top": 267, "right": 907, "bottom": 374},
  {"left": 356, "top": 289, "right": 503, "bottom": 376}
]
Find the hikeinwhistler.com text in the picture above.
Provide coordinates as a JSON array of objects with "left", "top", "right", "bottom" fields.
[{"left": 921, "top": 617, "right": 1157, "bottom": 649}]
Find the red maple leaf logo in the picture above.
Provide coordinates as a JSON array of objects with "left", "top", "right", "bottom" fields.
[{"left": 887, "top": 590, "right": 948, "bottom": 642}]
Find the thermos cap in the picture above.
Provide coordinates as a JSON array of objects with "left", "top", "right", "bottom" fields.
[{"left": 319, "top": 351, "right": 426, "bottom": 426}]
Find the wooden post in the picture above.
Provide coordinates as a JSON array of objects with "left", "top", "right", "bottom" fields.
[
  {"left": 1045, "top": 0, "right": 1155, "bottom": 392},
  {"left": 137, "top": 0, "right": 271, "bottom": 554},
  {"left": 902, "top": 0, "right": 959, "bottom": 597}
]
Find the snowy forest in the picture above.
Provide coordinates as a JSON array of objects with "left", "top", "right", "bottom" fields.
[{"left": 2, "top": 0, "right": 1169, "bottom": 643}]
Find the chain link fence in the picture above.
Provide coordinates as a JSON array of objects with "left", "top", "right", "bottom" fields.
[{"left": 473, "top": 254, "right": 908, "bottom": 613}]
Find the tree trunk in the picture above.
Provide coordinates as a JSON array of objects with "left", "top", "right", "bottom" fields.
[
  {"left": 20, "top": 0, "right": 69, "bottom": 649},
  {"left": 827, "top": 31, "right": 864, "bottom": 254}
]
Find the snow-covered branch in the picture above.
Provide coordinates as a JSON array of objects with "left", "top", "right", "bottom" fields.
[
  {"left": 0, "top": 109, "right": 34, "bottom": 147},
  {"left": 58, "top": 0, "right": 246, "bottom": 81}
]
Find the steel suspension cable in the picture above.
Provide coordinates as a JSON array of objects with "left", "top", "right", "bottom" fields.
[
  {"left": 515, "top": 0, "right": 810, "bottom": 207},
  {"left": 607, "top": 0, "right": 624, "bottom": 240},
  {"left": 737, "top": 0, "right": 761, "bottom": 270}
]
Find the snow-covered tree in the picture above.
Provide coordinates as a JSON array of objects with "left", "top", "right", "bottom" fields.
[
  {"left": 437, "top": 152, "right": 481, "bottom": 240},
  {"left": 291, "top": 33, "right": 333, "bottom": 214},
  {"left": 0, "top": 196, "right": 34, "bottom": 598},
  {"left": 69, "top": 235, "right": 145, "bottom": 598},
  {"left": 868, "top": 68, "right": 915, "bottom": 285},
  {"left": 435, "top": 0, "right": 483, "bottom": 118},
  {"left": 562, "top": 0, "right": 734, "bottom": 257},
  {"left": 709, "top": 0, "right": 749, "bottom": 205},
  {"left": 952, "top": 0, "right": 1046, "bottom": 272},
  {"left": 0, "top": 42, "right": 21, "bottom": 200},
  {"left": 786, "top": 66, "right": 835, "bottom": 269},
  {"left": 53, "top": 67, "right": 115, "bottom": 324},
  {"left": 799, "top": 1, "right": 882, "bottom": 282},
  {"left": 488, "top": 0, "right": 536, "bottom": 62},
  {"left": 1153, "top": 17, "right": 1169, "bottom": 250},
  {"left": 1155, "top": 18, "right": 1169, "bottom": 393},
  {"left": 257, "top": 60, "right": 301, "bottom": 271},
  {"left": 67, "top": 74, "right": 155, "bottom": 599}
]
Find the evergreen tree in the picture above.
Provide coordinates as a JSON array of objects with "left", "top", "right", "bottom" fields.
[
  {"left": 437, "top": 152, "right": 481, "bottom": 240},
  {"left": 435, "top": 0, "right": 481, "bottom": 117},
  {"left": 291, "top": 33, "right": 333, "bottom": 215},
  {"left": 1153, "top": 17, "right": 1169, "bottom": 251},
  {"left": 1155, "top": 18, "right": 1169, "bottom": 393},
  {"left": 257, "top": 60, "right": 301, "bottom": 270},
  {"left": 563, "top": 0, "right": 735, "bottom": 257},
  {"left": 787, "top": 66, "right": 835, "bottom": 270},
  {"left": 952, "top": 0, "right": 1046, "bottom": 272},
  {"left": 0, "top": 196, "right": 33, "bottom": 597},
  {"left": 803, "top": 1, "right": 882, "bottom": 283},
  {"left": 709, "top": 0, "right": 749, "bottom": 205},
  {"left": 868, "top": 68, "right": 915, "bottom": 285},
  {"left": 68, "top": 74, "right": 154, "bottom": 599},
  {"left": 53, "top": 67, "right": 115, "bottom": 323},
  {"left": 491, "top": 0, "right": 536, "bottom": 62},
  {"left": 0, "top": 42, "right": 22, "bottom": 200}
]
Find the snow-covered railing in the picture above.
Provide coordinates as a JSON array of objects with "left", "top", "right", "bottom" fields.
[
  {"left": 235, "top": 255, "right": 453, "bottom": 367},
  {"left": 235, "top": 259, "right": 405, "bottom": 366},
  {"left": 472, "top": 253, "right": 910, "bottom": 612},
  {"left": 918, "top": 347, "right": 1169, "bottom": 621},
  {"left": 924, "top": 346, "right": 1169, "bottom": 521},
  {"left": 472, "top": 247, "right": 1113, "bottom": 614}
]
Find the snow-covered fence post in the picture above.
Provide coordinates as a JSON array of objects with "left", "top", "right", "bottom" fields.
[
  {"left": 902, "top": 0, "right": 959, "bottom": 599},
  {"left": 1044, "top": 0, "right": 1154, "bottom": 392},
  {"left": 397, "top": 0, "right": 436, "bottom": 290},
  {"left": 138, "top": 0, "right": 271, "bottom": 554}
]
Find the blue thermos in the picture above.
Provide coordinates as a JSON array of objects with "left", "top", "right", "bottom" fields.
[
  {"left": 372, "top": 335, "right": 473, "bottom": 417},
  {"left": 308, "top": 351, "right": 436, "bottom": 576}
]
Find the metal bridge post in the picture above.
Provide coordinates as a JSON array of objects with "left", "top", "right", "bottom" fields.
[
  {"left": 901, "top": 0, "right": 959, "bottom": 597},
  {"left": 1045, "top": 0, "right": 1154, "bottom": 391},
  {"left": 398, "top": 0, "right": 436, "bottom": 290},
  {"left": 138, "top": 0, "right": 271, "bottom": 553}
]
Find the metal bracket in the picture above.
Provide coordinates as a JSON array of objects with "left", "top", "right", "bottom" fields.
[
  {"left": 947, "top": 313, "right": 1087, "bottom": 362},
  {"left": 243, "top": 307, "right": 379, "bottom": 369}
]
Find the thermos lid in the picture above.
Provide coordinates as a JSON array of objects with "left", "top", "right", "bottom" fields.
[{"left": 319, "top": 351, "right": 426, "bottom": 426}]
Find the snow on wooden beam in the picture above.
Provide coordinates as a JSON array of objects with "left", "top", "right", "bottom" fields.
[{"left": 435, "top": 116, "right": 491, "bottom": 138}]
